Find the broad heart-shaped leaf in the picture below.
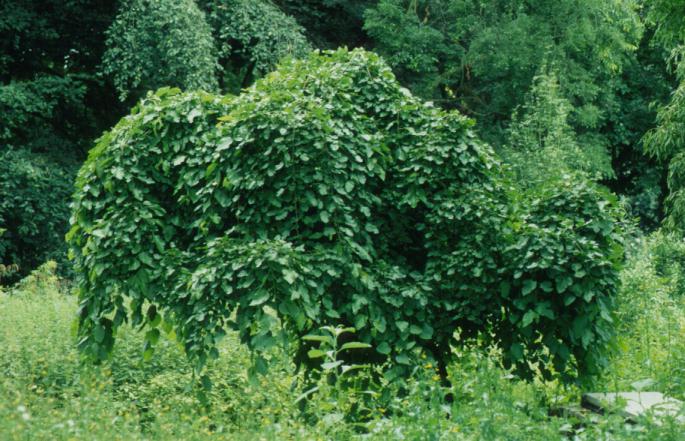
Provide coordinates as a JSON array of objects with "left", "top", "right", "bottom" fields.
[
  {"left": 282, "top": 269, "right": 298, "bottom": 285},
  {"left": 521, "top": 310, "right": 537, "bottom": 327},
  {"left": 376, "top": 342, "right": 391, "bottom": 355},
  {"left": 249, "top": 290, "right": 270, "bottom": 306}
]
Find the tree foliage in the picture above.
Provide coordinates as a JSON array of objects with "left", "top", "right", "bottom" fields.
[
  {"left": 643, "top": 0, "right": 685, "bottom": 231},
  {"left": 103, "top": 0, "right": 219, "bottom": 101},
  {"left": 0, "top": 149, "right": 73, "bottom": 282},
  {"left": 274, "top": 0, "right": 373, "bottom": 49},
  {"left": 364, "top": 0, "right": 643, "bottom": 174},
  {"left": 198, "top": 0, "right": 311, "bottom": 92},
  {"left": 69, "top": 49, "right": 623, "bottom": 383},
  {"left": 0, "top": 0, "right": 118, "bottom": 279},
  {"left": 504, "top": 65, "right": 613, "bottom": 183}
]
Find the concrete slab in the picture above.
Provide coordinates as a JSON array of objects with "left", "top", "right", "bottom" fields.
[{"left": 582, "top": 392, "right": 684, "bottom": 422}]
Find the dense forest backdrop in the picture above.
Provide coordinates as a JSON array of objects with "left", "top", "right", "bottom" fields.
[{"left": 1, "top": 0, "right": 685, "bottom": 281}]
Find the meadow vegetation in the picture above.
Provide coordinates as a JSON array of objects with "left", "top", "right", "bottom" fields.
[{"left": 1, "top": 234, "right": 684, "bottom": 440}]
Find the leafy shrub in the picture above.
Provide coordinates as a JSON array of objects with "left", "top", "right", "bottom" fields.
[
  {"left": 103, "top": 0, "right": 219, "bottom": 101},
  {"left": 68, "top": 48, "right": 623, "bottom": 383}
]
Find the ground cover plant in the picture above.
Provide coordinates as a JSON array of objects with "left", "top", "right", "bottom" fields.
[
  {"left": 0, "top": 255, "right": 683, "bottom": 440},
  {"left": 67, "top": 49, "right": 623, "bottom": 387}
]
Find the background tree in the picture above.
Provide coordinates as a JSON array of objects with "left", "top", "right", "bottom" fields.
[
  {"left": 275, "top": 0, "right": 374, "bottom": 49},
  {"left": 103, "top": 0, "right": 219, "bottom": 102},
  {"left": 0, "top": 0, "right": 118, "bottom": 280},
  {"left": 198, "top": 0, "right": 311, "bottom": 92},
  {"left": 643, "top": 0, "right": 685, "bottom": 231},
  {"left": 504, "top": 65, "right": 613, "bottom": 184},
  {"left": 364, "top": 0, "right": 666, "bottom": 227}
]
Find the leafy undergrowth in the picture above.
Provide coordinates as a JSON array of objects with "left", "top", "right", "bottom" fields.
[{"left": 1, "top": 243, "right": 684, "bottom": 440}]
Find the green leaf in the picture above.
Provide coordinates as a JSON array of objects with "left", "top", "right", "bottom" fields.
[
  {"left": 322, "top": 360, "right": 343, "bottom": 370},
  {"left": 302, "top": 335, "right": 333, "bottom": 345},
  {"left": 522, "top": 279, "right": 537, "bottom": 296},
  {"left": 93, "top": 325, "right": 105, "bottom": 343},
  {"left": 282, "top": 269, "right": 297, "bottom": 285},
  {"left": 307, "top": 349, "right": 326, "bottom": 359},
  {"left": 145, "top": 329, "right": 160, "bottom": 345},
  {"left": 376, "top": 342, "right": 391, "bottom": 355},
  {"left": 200, "top": 375, "right": 212, "bottom": 391},
  {"left": 340, "top": 342, "right": 372, "bottom": 351},
  {"left": 395, "top": 354, "right": 410, "bottom": 365},
  {"left": 521, "top": 310, "right": 537, "bottom": 327},
  {"left": 249, "top": 290, "right": 270, "bottom": 306},
  {"left": 396, "top": 321, "right": 409, "bottom": 333}
]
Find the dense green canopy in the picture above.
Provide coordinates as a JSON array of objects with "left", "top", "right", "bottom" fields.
[{"left": 69, "top": 49, "right": 623, "bottom": 382}]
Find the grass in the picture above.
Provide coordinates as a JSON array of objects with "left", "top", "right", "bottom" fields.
[{"left": 1, "top": 235, "right": 684, "bottom": 440}]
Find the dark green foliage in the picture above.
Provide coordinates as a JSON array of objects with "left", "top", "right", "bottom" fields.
[
  {"left": 274, "top": 0, "right": 373, "bottom": 49},
  {"left": 0, "top": 1, "right": 119, "bottom": 279},
  {"left": 0, "top": 0, "right": 117, "bottom": 81},
  {"left": 0, "top": 75, "right": 95, "bottom": 156},
  {"left": 605, "top": 30, "right": 672, "bottom": 230},
  {"left": 103, "top": 0, "right": 219, "bottom": 101},
  {"left": 198, "top": 0, "right": 312, "bottom": 92},
  {"left": 496, "top": 179, "right": 623, "bottom": 379},
  {"left": 69, "top": 49, "right": 623, "bottom": 383},
  {"left": 0, "top": 149, "right": 73, "bottom": 282}
]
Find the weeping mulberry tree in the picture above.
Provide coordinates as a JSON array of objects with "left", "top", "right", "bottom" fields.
[{"left": 68, "top": 49, "right": 623, "bottom": 383}]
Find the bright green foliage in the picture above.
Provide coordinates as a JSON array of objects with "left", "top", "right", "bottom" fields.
[
  {"left": 650, "top": 231, "right": 685, "bottom": 298},
  {"left": 0, "top": 150, "right": 73, "bottom": 282},
  {"left": 643, "top": 1, "right": 685, "bottom": 231},
  {"left": 69, "top": 49, "right": 623, "bottom": 382},
  {"left": 103, "top": 0, "right": 219, "bottom": 101},
  {"left": 364, "top": 0, "right": 643, "bottom": 147},
  {"left": 3, "top": 279, "right": 684, "bottom": 439},
  {"left": 198, "top": 0, "right": 311, "bottom": 92},
  {"left": 647, "top": 0, "right": 685, "bottom": 49},
  {"left": 504, "top": 65, "right": 613, "bottom": 183}
]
